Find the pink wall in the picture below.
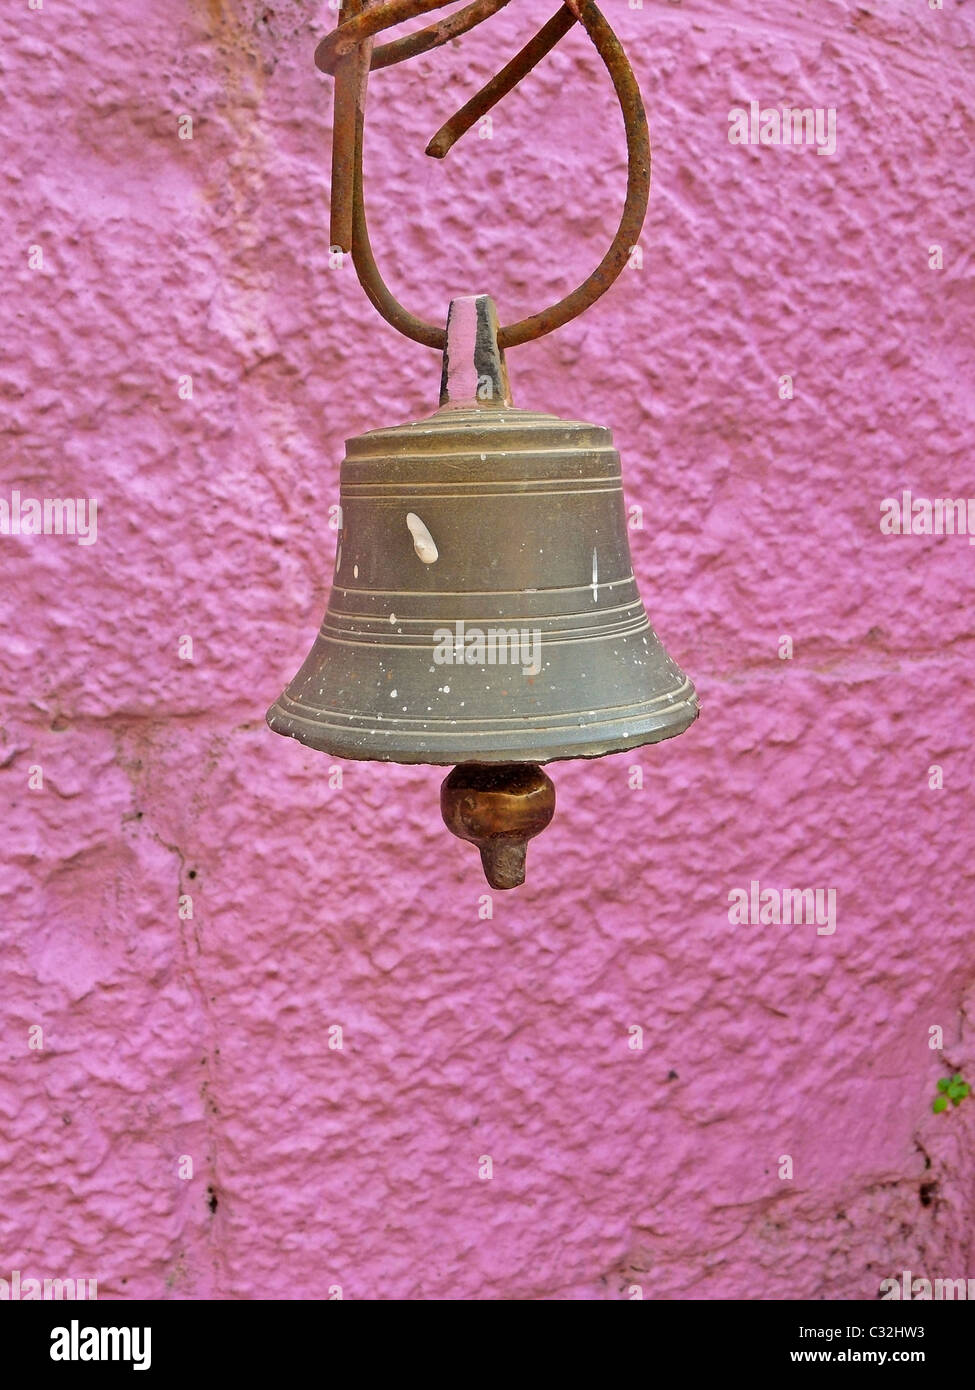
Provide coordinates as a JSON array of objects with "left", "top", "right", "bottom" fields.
[{"left": 3, "top": 0, "right": 974, "bottom": 1299}]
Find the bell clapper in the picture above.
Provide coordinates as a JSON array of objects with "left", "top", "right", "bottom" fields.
[{"left": 440, "top": 763, "right": 556, "bottom": 890}]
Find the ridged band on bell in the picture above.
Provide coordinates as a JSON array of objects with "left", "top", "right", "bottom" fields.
[{"left": 267, "top": 403, "right": 698, "bottom": 764}]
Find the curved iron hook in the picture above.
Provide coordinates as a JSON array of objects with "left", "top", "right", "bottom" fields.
[{"left": 317, "top": 0, "right": 650, "bottom": 351}]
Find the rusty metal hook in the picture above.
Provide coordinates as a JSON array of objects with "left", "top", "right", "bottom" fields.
[{"left": 317, "top": 0, "right": 650, "bottom": 350}]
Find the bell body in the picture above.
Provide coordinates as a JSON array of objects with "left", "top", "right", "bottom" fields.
[{"left": 267, "top": 402, "right": 697, "bottom": 764}]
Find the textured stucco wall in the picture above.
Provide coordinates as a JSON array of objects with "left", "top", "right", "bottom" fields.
[{"left": 2, "top": 0, "right": 974, "bottom": 1300}]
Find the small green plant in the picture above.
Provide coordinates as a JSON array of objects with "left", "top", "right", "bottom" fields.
[{"left": 932, "top": 1075, "right": 970, "bottom": 1113}]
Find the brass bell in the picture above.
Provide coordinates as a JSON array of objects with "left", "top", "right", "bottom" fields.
[{"left": 268, "top": 296, "right": 697, "bottom": 887}]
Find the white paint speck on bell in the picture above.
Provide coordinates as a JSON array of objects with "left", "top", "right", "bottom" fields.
[
  {"left": 591, "top": 547, "right": 598, "bottom": 603},
  {"left": 406, "top": 512, "right": 438, "bottom": 564}
]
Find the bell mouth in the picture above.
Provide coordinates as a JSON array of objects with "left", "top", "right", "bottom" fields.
[{"left": 266, "top": 677, "right": 697, "bottom": 766}]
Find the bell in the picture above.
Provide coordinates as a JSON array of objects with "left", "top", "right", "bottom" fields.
[{"left": 268, "top": 296, "right": 698, "bottom": 886}]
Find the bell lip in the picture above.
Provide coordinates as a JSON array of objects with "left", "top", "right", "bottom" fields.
[{"left": 265, "top": 686, "right": 699, "bottom": 767}]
